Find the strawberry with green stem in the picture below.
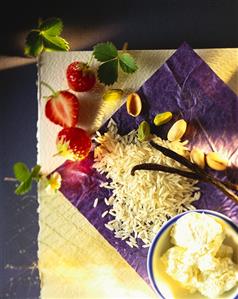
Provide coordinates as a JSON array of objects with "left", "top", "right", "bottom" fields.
[
  {"left": 42, "top": 81, "right": 79, "bottom": 128},
  {"left": 66, "top": 56, "right": 96, "bottom": 92}
]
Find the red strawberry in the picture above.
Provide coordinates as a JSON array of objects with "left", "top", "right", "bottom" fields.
[
  {"left": 45, "top": 90, "right": 79, "bottom": 128},
  {"left": 66, "top": 61, "right": 96, "bottom": 92},
  {"left": 56, "top": 127, "right": 92, "bottom": 161}
]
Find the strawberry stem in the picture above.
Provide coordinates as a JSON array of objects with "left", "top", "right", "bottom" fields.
[
  {"left": 122, "top": 42, "right": 128, "bottom": 52},
  {"left": 87, "top": 54, "right": 94, "bottom": 67},
  {"left": 4, "top": 177, "right": 18, "bottom": 182},
  {"left": 41, "top": 81, "right": 57, "bottom": 96},
  {"left": 38, "top": 17, "right": 43, "bottom": 27}
]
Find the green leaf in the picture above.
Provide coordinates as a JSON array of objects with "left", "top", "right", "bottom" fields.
[
  {"left": 31, "top": 165, "right": 41, "bottom": 181},
  {"left": 15, "top": 176, "right": 33, "bottom": 196},
  {"left": 13, "top": 162, "right": 31, "bottom": 182},
  {"left": 24, "top": 17, "right": 69, "bottom": 57},
  {"left": 93, "top": 42, "right": 118, "bottom": 62},
  {"left": 118, "top": 52, "right": 138, "bottom": 74},
  {"left": 39, "top": 18, "right": 63, "bottom": 36},
  {"left": 93, "top": 41, "right": 138, "bottom": 86},
  {"left": 97, "top": 59, "right": 118, "bottom": 85},
  {"left": 24, "top": 30, "right": 43, "bottom": 57},
  {"left": 42, "top": 34, "right": 70, "bottom": 51}
]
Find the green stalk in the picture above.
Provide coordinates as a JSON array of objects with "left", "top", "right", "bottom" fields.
[{"left": 41, "top": 81, "right": 57, "bottom": 96}]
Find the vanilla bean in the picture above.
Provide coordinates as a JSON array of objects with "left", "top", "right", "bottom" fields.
[
  {"left": 131, "top": 162, "right": 238, "bottom": 203},
  {"left": 131, "top": 163, "right": 203, "bottom": 181},
  {"left": 131, "top": 141, "right": 238, "bottom": 204},
  {"left": 206, "top": 177, "right": 238, "bottom": 203},
  {"left": 150, "top": 140, "right": 238, "bottom": 194},
  {"left": 150, "top": 140, "right": 203, "bottom": 174},
  {"left": 217, "top": 180, "right": 238, "bottom": 192}
]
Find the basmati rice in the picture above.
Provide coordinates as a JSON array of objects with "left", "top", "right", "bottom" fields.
[
  {"left": 93, "top": 119, "right": 200, "bottom": 247},
  {"left": 101, "top": 210, "right": 109, "bottom": 218},
  {"left": 93, "top": 198, "right": 99, "bottom": 208}
]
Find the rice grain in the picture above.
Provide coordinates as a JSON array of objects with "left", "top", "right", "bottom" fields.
[{"left": 94, "top": 119, "right": 200, "bottom": 247}]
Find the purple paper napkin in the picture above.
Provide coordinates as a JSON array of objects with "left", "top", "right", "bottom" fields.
[{"left": 56, "top": 43, "right": 238, "bottom": 284}]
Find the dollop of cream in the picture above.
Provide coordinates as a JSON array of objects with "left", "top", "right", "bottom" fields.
[{"left": 161, "top": 212, "right": 238, "bottom": 298}]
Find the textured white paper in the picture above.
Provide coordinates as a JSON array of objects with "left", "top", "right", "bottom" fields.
[{"left": 38, "top": 49, "right": 238, "bottom": 298}]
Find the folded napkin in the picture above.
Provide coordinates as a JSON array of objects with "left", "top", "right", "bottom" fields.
[{"left": 56, "top": 43, "right": 238, "bottom": 284}]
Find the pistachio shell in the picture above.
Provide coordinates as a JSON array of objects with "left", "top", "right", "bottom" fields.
[
  {"left": 138, "top": 121, "right": 150, "bottom": 142},
  {"left": 167, "top": 119, "right": 187, "bottom": 141},
  {"left": 190, "top": 148, "right": 205, "bottom": 169},
  {"left": 154, "top": 111, "right": 173, "bottom": 126},
  {"left": 103, "top": 89, "right": 123, "bottom": 102},
  {"left": 126, "top": 93, "right": 142, "bottom": 117},
  {"left": 206, "top": 152, "right": 228, "bottom": 171}
]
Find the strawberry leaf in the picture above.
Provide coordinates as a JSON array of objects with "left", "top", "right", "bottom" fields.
[
  {"left": 24, "top": 30, "right": 43, "bottom": 57},
  {"left": 13, "top": 162, "right": 31, "bottom": 182},
  {"left": 15, "top": 176, "right": 33, "bottom": 196},
  {"left": 24, "top": 17, "right": 69, "bottom": 57},
  {"left": 39, "top": 18, "right": 63, "bottom": 36},
  {"left": 12, "top": 163, "right": 42, "bottom": 196},
  {"left": 31, "top": 165, "right": 41, "bottom": 181},
  {"left": 42, "top": 34, "right": 70, "bottom": 51},
  {"left": 93, "top": 42, "right": 138, "bottom": 85},
  {"left": 93, "top": 42, "right": 118, "bottom": 62},
  {"left": 97, "top": 60, "right": 118, "bottom": 85},
  {"left": 118, "top": 52, "right": 138, "bottom": 73}
]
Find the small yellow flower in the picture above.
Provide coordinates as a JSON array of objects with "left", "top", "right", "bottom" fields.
[{"left": 45, "top": 172, "right": 62, "bottom": 194}]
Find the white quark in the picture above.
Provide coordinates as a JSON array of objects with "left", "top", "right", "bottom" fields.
[{"left": 162, "top": 212, "right": 238, "bottom": 299}]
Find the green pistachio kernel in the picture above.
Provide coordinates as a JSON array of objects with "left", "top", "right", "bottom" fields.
[
  {"left": 138, "top": 121, "right": 151, "bottom": 142},
  {"left": 153, "top": 111, "right": 173, "bottom": 126}
]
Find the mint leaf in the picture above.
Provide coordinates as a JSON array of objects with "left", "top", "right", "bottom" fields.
[
  {"left": 13, "top": 162, "right": 31, "bottom": 182},
  {"left": 97, "top": 60, "right": 118, "bottom": 85},
  {"left": 42, "top": 34, "right": 70, "bottom": 51},
  {"left": 31, "top": 165, "right": 41, "bottom": 181},
  {"left": 93, "top": 42, "right": 118, "bottom": 62},
  {"left": 39, "top": 18, "right": 63, "bottom": 36},
  {"left": 119, "top": 53, "right": 138, "bottom": 73},
  {"left": 15, "top": 176, "right": 32, "bottom": 196},
  {"left": 24, "top": 30, "right": 43, "bottom": 57}
]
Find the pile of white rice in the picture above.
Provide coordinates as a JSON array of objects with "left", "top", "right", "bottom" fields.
[{"left": 93, "top": 119, "right": 200, "bottom": 248}]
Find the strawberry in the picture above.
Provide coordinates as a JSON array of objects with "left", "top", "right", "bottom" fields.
[
  {"left": 56, "top": 127, "right": 92, "bottom": 161},
  {"left": 44, "top": 84, "right": 79, "bottom": 128},
  {"left": 66, "top": 61, "right": 96, "bottom": 92}
]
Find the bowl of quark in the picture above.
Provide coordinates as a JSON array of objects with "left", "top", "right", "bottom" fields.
[{"left": 147, "top": 210, "right": 238, "bottom": 299}]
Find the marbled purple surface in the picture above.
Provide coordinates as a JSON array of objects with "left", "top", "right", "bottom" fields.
[{"left": 57, "top": 43, "right": 238, "bottom": 284}]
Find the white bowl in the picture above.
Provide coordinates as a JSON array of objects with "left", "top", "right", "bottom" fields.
[{"left": 147, "top": 210, "right": 238, "bottom": 299}]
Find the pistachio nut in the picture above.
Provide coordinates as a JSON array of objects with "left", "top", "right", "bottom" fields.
[
  {"left": 167, "top": 119, "right": 187, "bottom": 141},
  {"left": 126, "top": 93, "right": 142, "bottom": 117},
  {"left": 138, "top": 121, "right": 151, "bottom": 142},
  {"left": 154, "top": 111, "right": 173, "bottom": 126},
  {"left": 206, "top": 152, "right": 228, "bottom": 171},
  {"left": 190, "top": 147, "right": 205, "bottom": 169}
]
